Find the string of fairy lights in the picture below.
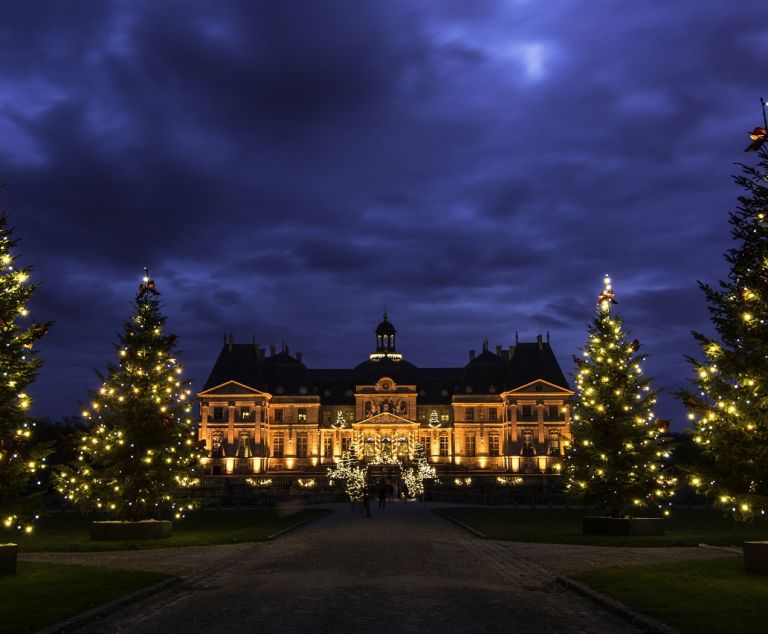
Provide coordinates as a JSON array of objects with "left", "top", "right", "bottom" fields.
[
  {"left": 566, "top": 275, "right": 674, "bottom": 517},
  {"left": 680, "top": 117, "right": 768, "bottom": 520},
  {"left": 56, "top": 271, "right": 199, "bottom": 521},
  {"left": 0, "top": 217, "right": 48, "bottom": 534}
]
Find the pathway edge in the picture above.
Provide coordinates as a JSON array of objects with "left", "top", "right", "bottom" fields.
[
  {"left": 432, "top": 509, "right": 487, "bottom": 539},
  {"left": 555, "top": 575, "right": 680, "bottom": 634}
]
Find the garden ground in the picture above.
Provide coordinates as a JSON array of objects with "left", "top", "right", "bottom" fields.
[{"left": 16, "top": 502, "right": 760, "bottom": 633}]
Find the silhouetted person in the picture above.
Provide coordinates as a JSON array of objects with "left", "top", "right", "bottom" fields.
[
  {"left": 363, "top": 486, "right": 371, "bottom": 518},
  {"left": 378, "top": 481, "right": 387, "bottom": 510}
]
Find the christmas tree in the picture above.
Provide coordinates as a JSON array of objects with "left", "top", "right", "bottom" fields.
[
  {"left": 566, "top": 276, "right": 671, "bottom": 518},
  {"left": 678, "top": 142, "right": 768, "bottom": 522},
  {"left": 402, "top": 441, "right": 436, "bottom": 500},
  {"left": 327, "top": 442, "right": 367, "bottom": 502},
  {"left": 0, "top": 212, "right": 50, "bottom": 534},
  {"left": 57, "top": 270, "right": 198, "bottom": 521}
]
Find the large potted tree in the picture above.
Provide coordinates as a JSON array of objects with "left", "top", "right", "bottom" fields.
[
  {"left": 678, "top": 115, "right": 768, "bottom": 573},
  {"left": 57, "top": 270, "right": 199, "bottom": 540},
  {"left": 0, "top": 211, "right": 50, "bottom": 573},
  {"left": 566, "top": 276, "right": 672, "bottom": 536}
]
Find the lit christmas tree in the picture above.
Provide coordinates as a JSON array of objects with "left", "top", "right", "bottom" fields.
[
  {"left": 402, "top": 441, "right": 436, "bottom": 500},
  {"left": 327, "top": 442, "right": 367, "bottom": 502},
  {"left": 678, "top": 141, "right": 768, "bottom": 522},
  {"left": 57, "top": 270, "right": 198, "bottom": 521},
  {"left": 0, "top": 212, "right": 50, "bottom": 534},
  {"left": 566, "top": 276, "right": 671, "bottom": 518}
]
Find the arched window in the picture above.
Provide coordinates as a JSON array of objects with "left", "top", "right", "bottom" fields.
[
  {"left": 547, "top": 429, "right": 561, "bottom": 456},
  {"left": 521, "top": 429, "right": 536, "bottom": 457},
  {"left": 212, "top": 431, "right": 225, "bottom": 458},
  {"left": 237, "top": 430, "right": 252, "bottom": 458}
]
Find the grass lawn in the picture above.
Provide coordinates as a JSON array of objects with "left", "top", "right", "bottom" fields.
[
  {"left": 435, "top": 507, "right": 768, "bottom": 547},
  {"left": 15, "top": 507, "right": 329, "bottom": 552},
  {"left": 0, "top": 561, "right": 170, "bottom": 632},
  {"left": 573, "top": 556, "right": 767, "bottom": 634}
]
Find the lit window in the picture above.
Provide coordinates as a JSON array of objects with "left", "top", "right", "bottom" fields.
[
  {"left": 297, "top": 433, "right": 308, "bottom": 458},
  {"left": 273, "top": 433, "right": 284, "bottom": 458}
]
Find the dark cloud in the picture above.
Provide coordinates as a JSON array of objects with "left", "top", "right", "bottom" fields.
[{"left": 1, "top": 1, "right": 765, "bottom": 428}]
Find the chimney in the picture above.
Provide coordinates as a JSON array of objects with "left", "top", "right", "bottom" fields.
[
  {"left": 515, "top": 331, "right": 519, "bottom": 345},
  {"left": 546, "top": 330, "right": 550, "bottom": 344},
  {"left": 296, "top": 351, "right": 303, "bottom": 363},
  {"left": 495, "top": 344, "right": 502, "bottom": 357},
  {"left": 469, "top": 350, "right": 476, "bottom": 361},
  {"left": 270, "top": 344, "right": 276, "bottom": 357},
  {"left": 227, "top": 333, "right": 234, "bottom": 352},
  {"left": 537, "top": 334, "right": 543, "bottom": 350}
]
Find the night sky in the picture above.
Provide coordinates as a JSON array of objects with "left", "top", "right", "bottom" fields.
[{"left": 2, "top": 1, "right": 766, "bottom": 428}]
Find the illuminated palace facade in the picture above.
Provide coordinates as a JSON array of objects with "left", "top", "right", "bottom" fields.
[{"left": 197, "top": 314, "right": 573, "bottom": 477}]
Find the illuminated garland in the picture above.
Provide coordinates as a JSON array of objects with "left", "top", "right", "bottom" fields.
[
  {"left": 0, "top": 212, "right": 50, "bottom": 534},
  {"left": 56, "top": 271, "right": 199, "bottom": 521},
  {"left": 678, "top": 143, "right": 768, "bottom": 521},
  {"left": 402, "top": 442, "right": 436, "bottom": 499},
  {"left": 566, "top": 276, "right": 673, "bottom": 518},
  {"left": 326, "top": 443, "right": 367, "bottom": 502}
]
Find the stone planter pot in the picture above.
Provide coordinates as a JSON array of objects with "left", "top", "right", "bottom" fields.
[
  {"left": 90, "top": 520, "right": 172, "bottom": 541},
  {"left": 744, "top": 541, "right": 768, "bottom": 575},
  {"left": 583, "top": 516, "right": 664, "bottom": 536},
  {"left": 0, "top": 543, "right": 18, "bottom": 575}
]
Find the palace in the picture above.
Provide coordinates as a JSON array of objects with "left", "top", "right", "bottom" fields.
[{"left": 197, "top": 313, "right": 573, "bottom": 481}]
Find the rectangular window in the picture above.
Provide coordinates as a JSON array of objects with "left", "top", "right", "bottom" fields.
[
  {"left": 489, "top": 433, "right": 500, "bottom": 456},
  {"left": 273, "top": 433, "right": 284, "bottom": 458},
  {"left": 297, "top": 408, "right": 308, "bottom": 422},
  {"left": 297, "top": 433, "right": 308, "bottom": 458},
  {"left": 323, "top": 436, "right": 333, "bottom": 458},
  {"left": 521, "top": 405, "right": 533, "bottom": 421},
  {"left": 213, "top": 406, "right": 225, "bottom": 422},
  {"left": 465, "top": 408, "right": 474, "bottom": 421},
  {"left": 548, "top": 405, "right": 559, "bottom": 420},
  {"left": 440, "top": 413, "right": 450, "bottom": 422},
  {"left": 274, "top": 409, "right": 283, "bottom": 423},
  {"left": 421, "top": 436, "right": 431, "bottom": 456},
  {"left": 239, "top": 406, "right": 251, "bottom": 422},
  {"left": 439, "top": 434, "right": 449, "bottom": 457},
  {"left": 342, "top": 436, "right": 351, "bottom": 453},
  {"left": 488, "top": 408, "right": 498, "bottom": 422},
  {"left": 465, "top": 434, "right": 476, "bottom": 457}
]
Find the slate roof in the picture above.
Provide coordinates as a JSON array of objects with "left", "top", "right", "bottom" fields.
[
  {"left": 506, "top": 343, "right": 569, "bottom": 390},
  {"left": 202, "top": 340, "right": 569, "bottom": 403}
]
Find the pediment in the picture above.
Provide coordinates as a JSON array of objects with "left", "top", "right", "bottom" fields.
[
  {"left": 198, "top": 380, "right": 270, "bottom": 398},
  {"left": 502, "top": 379, "right": 573, "bottom": 397},
  {"left": 354, "top": 412, "right": 418, "bottom": 426}
]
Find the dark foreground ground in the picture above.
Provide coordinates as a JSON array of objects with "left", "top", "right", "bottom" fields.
[{"left": 23, "top": 502, "right": 729, "bottom": 633}]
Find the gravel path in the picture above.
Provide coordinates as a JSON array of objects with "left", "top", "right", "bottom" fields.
[{"left": 21, "top": 503, "right": 736, "bottom": 633}]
